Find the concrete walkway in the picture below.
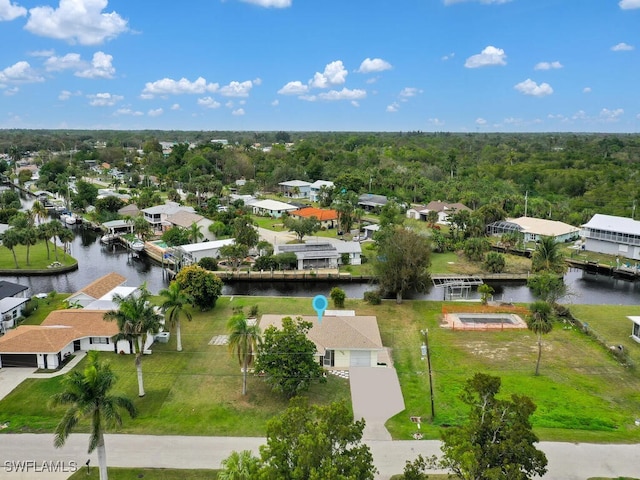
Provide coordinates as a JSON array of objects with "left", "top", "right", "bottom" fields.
[{"left": 350, "top": 367, "right": 405, "bottom": 440}]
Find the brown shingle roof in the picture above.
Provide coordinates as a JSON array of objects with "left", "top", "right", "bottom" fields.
[
  {"left": 165, "top": 211, "right": 205, "bottom": 228},
  {"left": 0, "top": 310, "right": 118, "bottom": 354},
  {"left": 259, "top": 314, "right": 383, "bottom": 355},
  {"left": 76, "top": 273, "right": 126, "bottom": 300}
]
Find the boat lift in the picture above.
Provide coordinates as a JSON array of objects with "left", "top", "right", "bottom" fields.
[{"left": 432, "top": 275, "right": 484, "bottom": 300}]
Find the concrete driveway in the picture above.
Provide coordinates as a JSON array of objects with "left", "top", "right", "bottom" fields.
[
  {"left": 350, "top": 367, "right": 405, "bottom": 441},
  {"left": 0, "top": 368, "right": 35, "bottom": 401}
]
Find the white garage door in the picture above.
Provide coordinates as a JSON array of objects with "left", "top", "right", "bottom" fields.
[{"left": 350, "top": 350, "right": 370, "bottom": 367}]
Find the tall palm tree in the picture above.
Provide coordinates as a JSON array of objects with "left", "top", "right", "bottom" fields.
[
  {"left": 51, "top": 351, "right": 137, "bottom": 480},
  {"left": 0, "top": 228, "right": 21, "bottom": 268},
  {"left": 49, "top": 220, "right": 65, "bottom": 262},
  {"left": 20, "top": 223, "right": 38, "bottom": 266},
  {"left": 132, "top": 215, "right": 152, "bottom": 241},
  {"left": 227, "top": 313, "right": 262, "bottom": 396},
  {"left": 218, "top": 450, "right": 260, "bottom": 480},
  {"left": 31, "top": 200, "right": 47, "bottom": 225},
  {"left": 159, "top": 281, "right": 192, "bottom": 352},
  {"left": 188, "top": 222, "right": 204, "bottom": 244},
  {"left": 532, "top": 236, "right": 566, "bottom": 274},
  {"left": 58, "top": 227, "right": 75, "bottom": 261},
  {"left": 104, "top": 285, "right": 163, "bottom": 397},
  {"left": 527, "top": 301, "right": 554, "bottom": 376},
  {"left": 37, "top": 222, "right": 53, "bottom": 260}
]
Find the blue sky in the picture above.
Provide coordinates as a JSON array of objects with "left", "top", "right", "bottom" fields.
[{"left": 0, "top": 0, "right": 638, "bottom": 132}]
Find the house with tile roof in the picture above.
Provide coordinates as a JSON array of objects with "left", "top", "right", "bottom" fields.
[
  {"left": 259, "top": 313, "right": 387, "bottom": 368},
  {"left": 65, "top": 272, "right": 128, "bottom": 308},
  {"left": 289, "top": 206, "right": 338, "bottom": 229},
  {"left": 142, "top": 201, "right": 196, "bottom": 231},
  {"left": 165, "top": 210, "right": 215, "bottom": 241},
  {"left": 406, "top": 201, "right": 471, "bottom": 224}
]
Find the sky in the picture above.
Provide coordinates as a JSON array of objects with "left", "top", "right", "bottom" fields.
[{"left": 0, "top": 0, "right": 639, "bottom": 133}]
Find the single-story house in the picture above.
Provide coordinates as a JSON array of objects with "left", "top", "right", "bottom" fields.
[
  {"left": 487, "top": 217, "right": 580, "bottom": 243},
  {"left": 142, "top": 202, "right": 196, "bottom": 231},
  {"left": 406, "top": 201, "right": 471, "bottom": 224},
  {"left": 175, "top": 238, "right": 236, "bottom": 266},
  {"left": 279, "top": 180, "right": 311, "bottom": 199},
  {"left": 581, "top": 214, "right": 640, "bottom": 260},
  {"left": 309, "top": 180, "right": 334, "bottom": 203},
  {"left": 65, "top": 272, "right": 128, "bottom": 308},
  {"left": 0, "top": 310, "right": 124, "bottom": 369},
  {"left": 251, "top": 199, "right": 297, "bottom": 218},
  {"left": 259, "top": 313, "right": 386, "bottom": 368},
  {"left": 289, "top": 207, "right": 338, "bottom": 229},
  {"left": 358, "top": 193, "right": 388, "bottom": 212},
  {"left": 165, "top": 211, "right": 215, "bottom": 241},
  {"left": 274, "top": 241, "right": 361, "bottom": 269}
]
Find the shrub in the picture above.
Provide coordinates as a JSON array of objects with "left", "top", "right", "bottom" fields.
[
  {"left": 330, "top": 287, "right": 346, "bottom": 308},
  {"left": 484, "top": 251, "right": 506, "bottom": 273},
  {"left": 198, "top": 257, "right": 218, "bottom": 271},
  {"left": 364, "top": 290, "right": 382, "bottom": 305},
  {"left": 249, "top": 304, "right": 259, "bottom": 318},
  {"left": 21, "top": 299, "right": 38, "bottom": 317}
]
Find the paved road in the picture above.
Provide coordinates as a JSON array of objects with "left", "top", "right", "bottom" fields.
[{"left": 1, "top": 434, "right": 640, "bottom": 480}]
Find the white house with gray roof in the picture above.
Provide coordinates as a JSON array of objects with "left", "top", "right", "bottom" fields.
[
  {"left": 274, "top": 240, "right": 361, "bottom": 270},
  {"left": 581, "top": 214, "right": 640, "bottom": 260},
  {"left": 279, "top": 180, "right": 311, "bottom": 198},
  {"left": 142, "top": 202, "right": 195, "bottom": 231},
  {"left": 251, "top": 199, "right": 297, "bottom": 218}
]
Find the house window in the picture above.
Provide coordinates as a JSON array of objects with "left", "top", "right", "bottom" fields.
[
  {"left": 89, "top": 337, "right": 109, "bottom": 345},
  {"left": 634, "top": 322, "right": 640, "bottom": 339},
  {"left": 323, "top": 349, "right": 335, "bottom": 367}
]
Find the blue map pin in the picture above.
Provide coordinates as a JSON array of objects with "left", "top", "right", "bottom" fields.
[{"left": 312, "top": 295, "right": 328, "bottom": 324}]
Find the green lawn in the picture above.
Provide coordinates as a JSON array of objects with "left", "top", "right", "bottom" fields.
[
  {"left": 19, "top": 294, "right": 71, "bottom": 325},
  {"left": 68, "top": 467, "right": 219, "bottom": 479},
  {"left": 0, "top": 241, "right": 76, "bottom": 270},
  {"left": 2, "top": 297, "right": 640, "bottom": 444}
]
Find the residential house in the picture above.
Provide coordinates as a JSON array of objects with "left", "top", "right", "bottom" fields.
[
  {"left": 117, "top": 203, "right": 140, "bottom": 218},
  {"left": 279, "top": 180, "right": 311, "bottom": 199},
  {"left": 175, "top": 238, "right": 236, "bottom": 267},
  {"left": 406, "top": 201, "right": 471, "bottom": 224},
  {"left": 581, "top": 214, "right": 640, "bottom": 260},
  {"left": 65, "top": 272, "right": 127, "bottom": 308},
  {"left": 251, "top": 199, "right": 297, "bottom": 218},
  {"left": 165, "top": 211, "right": 215, "bottom": 241},
  {"left": 142, "top": 202, "right": 196, "bottom": 232},
  {"left": 274, "top": 241, "right": 361, "bottom": 270},
  {"left": 487, "top": 217, "right": 580, "bottom": 243},
  {"left": 309, "top": 180, "right": 334, "bottom": 203},
  {"left": 259, "top": 313, "right": 386, "bottom": 368},
  {"left": 289, "top": 206, "right": 338, "bottom": 229},
  {"left": 0, "top": 280, "right": 30, "bottom": 332},
  {"left": 358, "top": 193, "right": 388, "bottom": 212}
]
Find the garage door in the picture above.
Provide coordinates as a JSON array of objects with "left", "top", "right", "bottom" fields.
[
  {"left": 350, "top": 350, "right": 370, "bottom": 367},
  {"left": 1, "top": 354, "right": 38, "bottom": 368}
]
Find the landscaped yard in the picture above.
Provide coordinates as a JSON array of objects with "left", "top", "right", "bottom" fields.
[
  {"left": 1, "top": 296, "right": 640, "bottom": 444},
  {"left": 0, "top": 241, "right": 75, "bottom": 270}
]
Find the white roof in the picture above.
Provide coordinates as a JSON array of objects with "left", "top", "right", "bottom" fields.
[
  {"left": 98, "top": 286, "right": 138, "bottom": 301},
  {"left": 142, "top": 202, "right": 195, "bottom": 215},
  {"left": 178, "top": 239, "right": 235, "bottom": 253},
  {"left": 507, "top": 217, "right": 579, "bottom": 237},
  {"left": 334, "top": 241, "right": 362, "bottom": 255},
  {"left": 279, "top": 180, "right": 311, "bottom": 187},
  {"left": 251, "top": 199, "right": 297, "bottom": 211},
  {"left": 582, "top": 214, "right": 640, "bottom": 236},
  {"left": 0, "top": 297, "right": 29, "bottom": 314},
  {"left": 309, "top": 180, "right": 334, "bottom": 189}
]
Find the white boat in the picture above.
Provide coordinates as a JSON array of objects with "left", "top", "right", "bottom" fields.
[
  {"left": 61, "top": 212, "right": 76, "bottom": 225},
  {"left": 131, "top": 239, "right": 145, "bottom": 252},
  {"left": 100, "top": 233, "right": 119, "bottom": 244}
]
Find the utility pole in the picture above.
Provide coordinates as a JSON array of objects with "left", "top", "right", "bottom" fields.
[{"left": 420, "top": 329, "right": 435, "bottom": 421}]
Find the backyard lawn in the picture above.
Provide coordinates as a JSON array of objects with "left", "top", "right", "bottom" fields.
[
  {"left": 0, "top": 241, "right": 75, "bottom": 270},
  {"left": 68, "top": 467, "right": 219, "bottom": 479},
  {"left": 1, "top": 296, "right": 640, "bottom": 444}
]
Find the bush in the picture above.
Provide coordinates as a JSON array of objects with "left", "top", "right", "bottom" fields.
[
  {"left": 364, "top": 290, "right": 382, "bottom": 305},
  {"left": 330, "top": 287, "right": 346, "bottom": 308},
  {"left": 484, "top": 251, "right": 506, "bottom": 273},
  {"left": 198, "top": 257, "right": 218, "bottom": 271},
  {"left": 21, "top": 299, "right": 38, "bottom": 317}
]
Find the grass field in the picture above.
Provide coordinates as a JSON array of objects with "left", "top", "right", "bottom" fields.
[
  {"left": 68, "top": 467, "right": 219, "bottom": 479},
  {"left": 0, "top": 241, "right": 75, "bottom": 270},
  {"left": 1, "top": 296, "right": 640, "bottom": 444}
]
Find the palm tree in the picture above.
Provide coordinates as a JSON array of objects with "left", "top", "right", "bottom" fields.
[
  {"left": 20, "top": 224, "right": 38, "bottom": 266},
  {"left": 0, "top": 228, "right": 21, "bottom": 268},
  {"left": 31, "top": 200, "right": 47, "bottom": 225},
  {"left": 58, "top": 227, "right": 75, "bottom": 261},
  {"left": 527, "top": 301, "right": 554, "bottom": 376},
  {"left": 51, "top": 351, "right": 137, "bottom": 480},
  {"left": 188, "top": 222, "right": 204, "bottom": 244},
  {"left": 159, "top": 281, "right": 192, "bottom": 352},
  {"left": 132, "top": 215, "right": 152, "bottom": 241},
  {"left": 104, "top": 285, "right": 163, "bottom": 397},
  {"left": 49, "top": 220, "right": 65, "bottom": 262},
  {"left": 532, "top": 236, "right": 566, "bottom": 274},
  {"left": 227, "top": 313, "right": 262, "bottom": 396},
  {"left": 218, "top": 450, "right": 260, "bottom": 480},
  {"left": 37, "top": 222, "right": 53, "bottom": 260}
]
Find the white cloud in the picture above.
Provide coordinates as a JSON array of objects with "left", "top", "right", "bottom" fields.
[
  {"left": 600, "top": 108, "right": 624, "bottom": 121},
  {"left": 278, "top": 81, "right": 308, "bottom": 95},
  {"left": 239, "top": 0, "right": 291, "bottom": 7},
  {"left": 619, "top": 0, "right": 640, "bottom": 9},
  {"left": 197, "top": 96, "right": 221, "bottom": 109},
  {"left": 29, "top": 49, "right": 55, "bottom": 57},
  {"left": 309, "top": 60, "right": 348, "bottom": 88},
  {"left": 583, "top": 87, "right": 592, "bottom": 93},
  {"left": 142, "top": 77, "right": 219, "bottom": 97},
  {"left": 45, "top": 53, "right": 84, "bottom": 72},
  {"left": 399, "top": 87, "right": 421, "bottom": 98},
  {"left": 299, "top": 95, "right": 317, "bottom": 102},
  {"left": 534, "top": 61, "right": 563, "bottom": 70},
  {"left": 232, "top": 108, "right": 245, "bottom": 116},
  {"left": 0, "top": 0, "right": 26, "bottom": 21},
  {"left": 148, "top": 108, "right": 163, "bottom": 117},
  {"left": 219, "top": 80, "right": 253, "bottom": 97},
  {"left": 427, "top": 118, "right": 445, "bottom": 126},
  {"left": 271, "top": 99, "right": 279, "bottom": 106},
  {"left": 3, "top": 86, "right": 19, "bottom": 96},
  {"left": 357, "top": 57, "right": 392, "bottom": 74},
  {"left": 464, "top": 46, "right": 507, "bottom": 68},
  {"left": 386, "top": 102, "right": 399, "bottom": 112},
  {"left": 476, "top": 117, "right": 487, "bottom": 125},
  {"left": 58, "top": 89, "right": 81, "bottom": 100},
  {"left": 170, "top": 103, "right": 180, "bottom": 110},
  {"left": 445, "top": 0, "right": 511, "bottom": 4},
  {"left": 441, "top": 52, "right": 455, "bottom": 61},
  {"left": 611, "top": 42, "right": 634, "bottom": 51},
  {"left": 514, "top": 78, "right": 553, "bottom": 97},
  {"left": 0, "top": 61, "right": 44, "bottom": 84},
  {"left": 87, "top": 92, "right": 122, "bottom": 106},
  {"left": 351, "top": 101, "right": 359, "bottom": 107},
  {"left": 317, "top": 88, "right": 366, "bottom": 101},
  {"left": 25, "top": 0, "right": 128, "bottom": 46},
  {"left": 76, "top": 51, "right": 115, "bottom": 79},
  {"left": 225, "top": 101, "right": 234, "bottom": 108},
  {"left": 114, "top": 107, "right": 143, "bottom": 116}
]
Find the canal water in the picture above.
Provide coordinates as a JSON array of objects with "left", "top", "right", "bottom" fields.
[{"left": 0, "top": 224, "right": 639, "bottom": 305}]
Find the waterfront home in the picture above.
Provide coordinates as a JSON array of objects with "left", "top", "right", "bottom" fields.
[
  {"left": 65, "top": 272, "right": 128, "bottom": 308},
  {"left": 174, "top": 238, "right": 236, "bottom": 267},
  {"left": 581, "top": 214, "right": 640, "bottom": 260},
  {"left": 259, "top": 313, "right": 387, "bottom": 368},
  {"left": 487, "top": 217, "right": 580, "bottom": 243},
  {"left": 141, "top": 201, "right": 195, "bottom": 232},
  {"left": 273, "top": 240, "right": 361, "bottom": 270},
  {"left": 0, "top": 280, "right": 30, "bottom": 332},
  {"left": 165, "top": 211, "right": 215, "bottom": 241},
  {"left": 251, "top": 199, "right": 297, "bottom": 218},
  {"left": 289, "top": 206, "right": 338, "bottom": 229}
]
